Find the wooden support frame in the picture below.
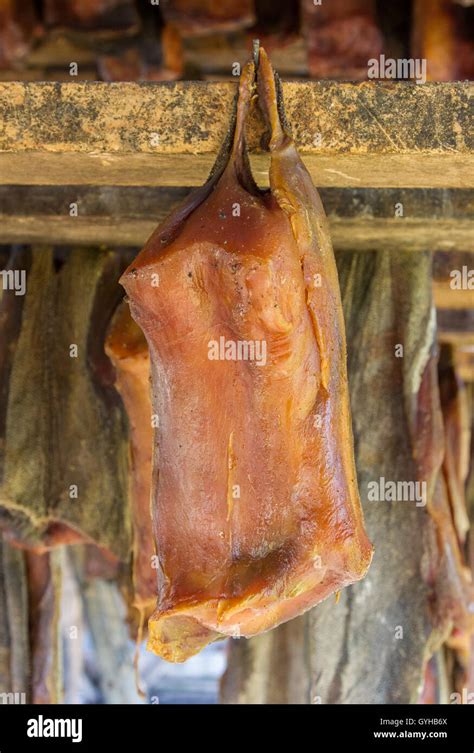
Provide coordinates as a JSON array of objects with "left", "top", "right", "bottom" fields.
[
  {"left": 1, "top": 187, "right": 473, "bottom": 252},
  {"left": 0, "top": 81, "right": 472, "bottom": 187}
]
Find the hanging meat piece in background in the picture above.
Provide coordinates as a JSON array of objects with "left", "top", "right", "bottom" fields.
[
  {"left": 0, "top": 538, "right": 30, "bottom": 701},
  {"left": 429, "top": 347, "right": 474, "bottom": 697},
  {"left": 438, "top": 346, "right": 471, "bottom": 546},
  {"left": 43, "top": 0, "right": 140, "bottom": 34},
  {"left": 0, "top": 248, "right": 131, "bottom": 562},
  {"left": 252, "top": 0, "right": 299, "bottom": 41},
  {"left": 98, "top": 0, "right": 183, "bottom": 81},
  {"left": 25, "top": 550, "right": 62, "bottom": 704},
  {"left": 418, "top": 655, "right": 439, "bottom": 704},
  {"left": 105, "top": 301, "right": 155, "bottom": 614},
  {"left": 412, "top": 0, "right": 457, "bottom": 80},
  {"left": 182, "top": 0, "right": 303, "bottom": 80},
  {"left": 422, "top": 346, "right": 473, "bottom": 654},
  {"left": 425, "top": 474, "right": 474, "bottom": 652},
  {"left": 466, "top": 410, "right": 474, "bottom": 700},
  {"left": 161, "top": 0, "right": 255, "bottom": 36},
  {"left": 412, "top": 0, "right": 474, "bottom": 80},
  {"left": 301, "top": 0, "right": 383, "bottom": 80},
  {"left": 98, "top": 25, "right": 183, "bottom": 81},
  {"left": 0, "top": 0, "right": 40, "bottom": 68},
  {"left": 121, "top": 48, "right": 373, "bottom": 663}
]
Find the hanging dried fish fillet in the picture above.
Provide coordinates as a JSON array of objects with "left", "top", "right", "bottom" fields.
[
  {"left": 429, "top": 347, "right": 474, "bottom": 645},
  {"left": 438, "top": 346, "right": 471, "bottom": 545},
  {"left": 0, "top": 247, "right": 131, "bottom": 562},
  {"left": 105, "top": 301, "right": 155, "bottom": 612},
  {"left": 0, "top": 538, "right": 30, "bottom": 701},
  {"left": 121, "top": 48, "right": 373, "bottom": 662}
]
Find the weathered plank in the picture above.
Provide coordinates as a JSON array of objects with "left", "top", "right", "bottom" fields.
[
  {"left": 6, "top": 215, "right": 471, "bottom": 251},
  {"left": 0, "top": 81, "right": 472, "bottom": 187},
  {"left": 433, "top": 252, "right": 474, "bottom": 309},
  {"left": 455, "top": 347, "right": 474, "bottom": 382},
  {"left": 438, "top": 310, "right": 474, "bottom": 345},
  {"left": 433, "top": 285, "right": 474, "bottom": 310},
  {"left": 1, "top": 186, "right": 472, "bottom": 251}
]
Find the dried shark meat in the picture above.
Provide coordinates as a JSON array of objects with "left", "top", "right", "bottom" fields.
[
  {"left": 105, "top": 301, "right": 155, "bottom": 614},
  {"left": 121, "top": 48, "right": 373, "bottom": 662},
  {"left": 0, "top": 247, "right": 131, "bottom": 562}
]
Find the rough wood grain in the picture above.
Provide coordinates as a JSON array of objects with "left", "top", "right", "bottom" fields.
[
  {"left": 0, "top": 81, "right": 472, "bottom": 187},
  {"left": 438, "top": 310, "right": 474, "bottom": 344},
  {"left": 433, "top": 252, "right": 474, "bottom": 309},
  {"left": 1, "top": 186, "right": 472, "bottom": 251}
]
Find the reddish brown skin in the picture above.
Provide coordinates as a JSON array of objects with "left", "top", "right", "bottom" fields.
[
  {"left": 105, "top": 301, "right": 155, "bottom": 611},
  {"left": 2, "top": 521, "right": 86, "bottom": 554},
  {"left": 162, "top": 0, "right": 255, "bottom": 36},
  {"left": 121, "top": 50, "right": 373, "bottom": 662},
  {"left": 421, "top": 350, "right": 474, "bottom": 645},
  {"left": 43, "top": 0, "right": 136, "bottom": 28},
  {"left": 301, "top": 0, "right": 383, "bottom": 80},
  {"left": 0, "top": 0, "right": 39, "bottom": 68},
  {"left": 433, "top": 352, "right": 474, "bottom": 649},
  {"left": 439, "top": 357, "right": 471, "bottom": 545}
]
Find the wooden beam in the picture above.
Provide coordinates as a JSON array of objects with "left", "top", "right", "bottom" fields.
[
  {"left": 433, "top": 284, "right": 474, "bottom": 309},
  {"left": 1, "top": 186, "right": 472, "bottom": 251},
  {"left": 454, "top": 346, "right": 474, "bottom": 382},
  {"left": 438, "top": 309, "right": 474, "bottom": 345},
  {"left": 0, "top": 81, "right": 472, "bottom": 188},
  {"left": 433, "top": 251, "right": 474, "bottom": 309},
  {"left": 4, "top": 215, "right": 472, "bottom": 251}
]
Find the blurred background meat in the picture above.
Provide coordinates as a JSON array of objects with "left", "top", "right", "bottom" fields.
[
  {"left": 1, "top": 0, "right": 472, "bottom": 81},
  {"left": 301, "top": 0, "right": 383, "bottom": 80}
]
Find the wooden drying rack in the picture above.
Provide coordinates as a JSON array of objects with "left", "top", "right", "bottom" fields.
[
  {"left": 0, "top": 81, "right": 472, "bottom": 187},
  {"left": 0, "top": 79, "right": 473, "bottom": 372}
]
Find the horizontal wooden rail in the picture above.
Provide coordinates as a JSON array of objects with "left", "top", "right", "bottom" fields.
[
  {"left": 0, "top": 81, "right": 472, "bottom": 188},
  {"left": 1, "top": 186, "right": 473, "bottom": 252}
]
